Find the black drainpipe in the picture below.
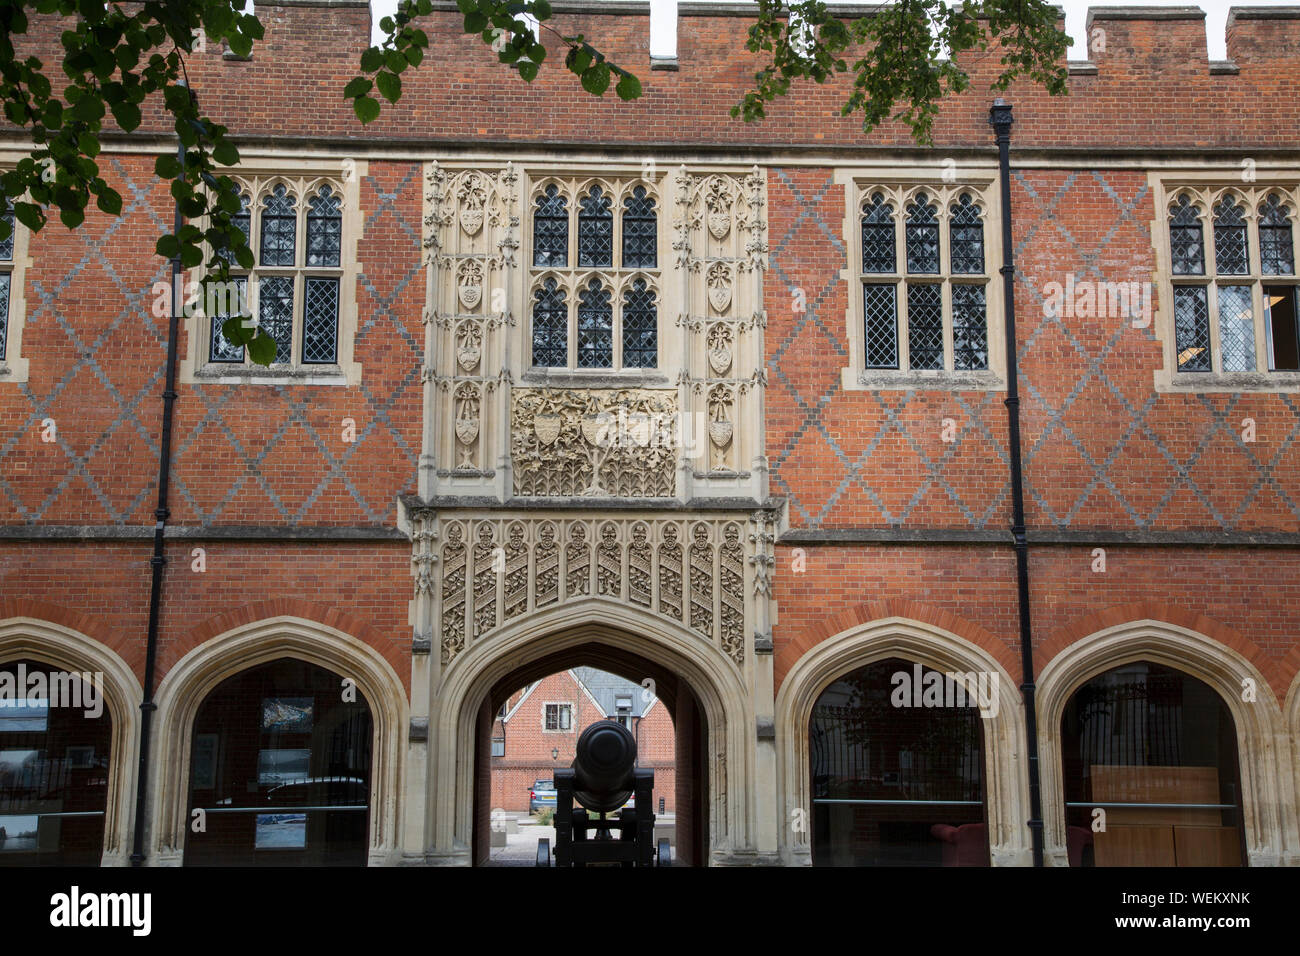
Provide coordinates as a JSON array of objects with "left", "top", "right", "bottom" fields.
[
  {"left": 130, "top": 119, "right": 187, "bottom": 867},
  {"left": 989, "top": 98, "right": 1045, "bottom": 868}
]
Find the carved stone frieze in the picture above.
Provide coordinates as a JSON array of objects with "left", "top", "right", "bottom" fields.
[{"left": 510, "top": 388, "right": 678, "bottom": 497}]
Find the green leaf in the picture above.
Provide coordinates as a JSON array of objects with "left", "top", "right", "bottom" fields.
[
  {"left": 533, "top": 0, "right": 552, "bottom": 20},
  {"left": 222, "top": 315, "right": 255, "bottom": 347},
  {"left": 343, "top": 76, "right": 373, "bottom": 98},
  {"left": 405, "top": 45, "right": 424, "bottom": 67},
  {"left": 464, "top": 11, "right": 488, "bottom": 32},
  {"left": 12, "top": 203, "right": 45, "bottom": 232},
  {"left": 154, "top": 154, "right": 181, "bottom": 179},
  {"left": 95, "top": 187, "right": 122, "bottom": 215},
  {"left": 353, "top": 95, "right": 381, "bottom": 124},
  {"left": 384, "top": 50, "right": 406, "bottom": 73},
  {"left": 156, "top": 233, "right": 179, "bottom": 259},
  {"left": 376, "top": 69, "right": 401, "bottom": 103},
  {"left": 59, "top": 206, "right": 84, "bottom": 228},
  {"left": 359, "top": 47, "right": 383, "bottom": 72},
  {"left": 581, "top": 63, "right": 610, "bottom": 96},
  {"left": 180, "top": 243, "right": 203, "bottom": 268},
  {"left": 212, "top": 140, "right": 240, "bottom": 167},
  {"left": 615, "top": 71, "right": 641, "bottom": 101},
  {"left": 246, "top": 331, "right": 277, "bottom": 365},
  {"left": 567, "top": 46, "right": 592, "bottom": 75}
]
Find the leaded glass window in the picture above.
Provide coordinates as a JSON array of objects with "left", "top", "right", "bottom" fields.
[
  {"left": 528, "top": 177, "right": 661, "bottom": 371},
  {"left": 621, "top": 278, "right": 657, "bottom": 368},
  {"left": 0, "top": 208, "right": 11, "bottom": 363},
  {"left": 209, "top": 276, "right": 248, "bottom": 363},
  {"left": 303, "top": 277, "right": 340, "bottom": 364},
  {"left": 259, "top": 185, "right": 297, "bottom": 267},
  {"left": 949, "top": 194, "right": 984, "bottom": 275},
  {"left": 532, "top": 278, "right": 567, "bottom": 367},
  {"left": 861, "top": 193, "right": 895, "bottom": 274},
  {"left": 578, "top": 186, "right": 613, "bottom": 268},
  {"left": 622, "top": 186, "right": 657, "bottom": 269},
  {"left": 218, "top": 193, "right": 252, "bottom": 265},
  {"left": 577, "top": 278, "right": 613, "bottom": 368},
  {"left": 905, "top": 194, "right": 940, "bottom": 274},
  {"left": 533, "top": 185, "right": 568, "bottom": 268},
  {"left": 258, "top": 275, "right": 295, "bottom": 364},
  {"left": 1169, "top": 195, "right": 1205, "bottom": 276},
  {"left": 863, "top": 283, "right": 898, "bottom": 369},
  {"left": 1216, "top": 285, "right": 1255, "bottom": 372},
  {"left": 306, "top": 185, "right": 342, "bottom": 268},
  {"left": 907, "top": 283, "right": 944, "bottom": 370},
  {"left": 952, "top": 284, "right": 988, "bottom": 371},
  {"left": 1173, "top": 285, "right": 1211, "bottom": 371},
  {"left": 0, "top": 208, "right": 14, "bottom": 262},
  {"left": 1213, "top": 197, "right": 1248, "bottom": 275},
  {"left": 1259, "top": 193, "right": 1295, "bottom": 276}
]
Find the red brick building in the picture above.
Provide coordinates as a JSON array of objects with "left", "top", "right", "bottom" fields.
[
  {"left": 0, "top": 1, "right": 1297, "bottom": 867},
  {"left": 488, "top": 667, "right": 675, "bottom": 813}
]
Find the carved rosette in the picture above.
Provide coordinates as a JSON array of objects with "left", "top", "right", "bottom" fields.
[{"left": 510, "top": 388, "right": 678, "bottom": 497}]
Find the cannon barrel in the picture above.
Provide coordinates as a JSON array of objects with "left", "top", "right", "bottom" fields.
[{"left": 571, "top": 719, "right": 637, "bottom": 814}]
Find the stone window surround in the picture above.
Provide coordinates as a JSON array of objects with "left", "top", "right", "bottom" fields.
[
  {"left": 178, "top": 159, "right": 367, "bottom": 387},
  {"left": 1149, "top": 169, "right": 1300, "bottom": 393},
  {"left": 835, "top": 165, "right": 1007, "bottom": 392},
  {"left": 0, "top": 163, "right": 33, "bottom": 384}
]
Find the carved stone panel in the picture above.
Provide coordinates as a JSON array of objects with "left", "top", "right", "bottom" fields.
[{"left": 511, "top": 388, "right": 678, "bottom": 497}]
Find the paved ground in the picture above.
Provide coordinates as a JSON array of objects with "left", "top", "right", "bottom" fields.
[{"left": 484, "top": 813, "right": 676, "bottom": 867}]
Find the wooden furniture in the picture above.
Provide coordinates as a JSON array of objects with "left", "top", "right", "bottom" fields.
[{"left": 1090, "top": 765, "right": 1241, "bottom": 866}]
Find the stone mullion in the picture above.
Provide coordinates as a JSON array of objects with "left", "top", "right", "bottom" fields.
[
  {"left": 675, "top": 165, "right": 696, "bottom": 500},
  {"left": 420, "top": 161, "right": 448, "bottom": 497}
]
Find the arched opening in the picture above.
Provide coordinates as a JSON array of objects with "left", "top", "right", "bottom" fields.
[
  {"left": 466, "top": 639, "right": 710, "bottom": 867},
  {"left": 182, "top": 658, "right": 374, "bottom": 866},
  {"left": 1060, "top": 661, "right": 1246, "bottom": 867},
  {"left": 0, "top": 658, "right": 112, "bottom": 865},
  {"left": 809, "top": 657, "right": 991, "bottom": 866}
]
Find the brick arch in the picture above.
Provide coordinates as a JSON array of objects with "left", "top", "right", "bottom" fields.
[
  {"left": 1036, "top": 601, "right": 1280, "bottom": 694},
  {"left": 776, "top": 597, "right": 1018, "bottom": 692},
  {"left": 0, "top": 596, "right": 125, "bottom": 660},
  {"left": 175, "top": 598, "right": 407, "bottom": 691}
]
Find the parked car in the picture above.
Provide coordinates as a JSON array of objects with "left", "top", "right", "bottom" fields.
[{"left": 529, "top": 779, "right": 556, "bottom": 813}]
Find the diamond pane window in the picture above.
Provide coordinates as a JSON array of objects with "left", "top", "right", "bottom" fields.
[
  {"left": 905, "top": 194, "right": 940, "bottom": 274},
  {"left": 0, "top": 272, "right": 10, "bottom": 362},
  {"left": 306, "top": 185, "right": 342, "bottom": 268},
  {"left": 861, "top": 193, "right": 896, "bottom": 274},
  {"left": 531, "top": 278, "right": 567, "bottom": 367},
  {"left": 952, "top": 284, "right": 989, "bottom": 371},
  {"left": 949, "top": 194, "right": 985, "bottom": 275},
  {"left": 1169, "top": 196, "right": 1205, "bottom": 276},
  {"left": 257, "top": 275, "right": 294, "bottom": 363},
  {"left": 907, "top": 283, "right": 944, "bottom": 370},
  {"left": 1264, "top": 285, "right": 1300, "bottom": 371},
  {"left": 0, "top": 209, "right": 13, "bottom": 262},
  {"left": 863, "top": 283, "right": 898, "bottom": 369},
  {"left": 303, "top": 277, "right": 340, "bottom": 364},
  {"left": 576, "top": 278, "right": 613, "bottom": 368},
  {"left": 1259, "top": 194, "right": 1295, "bottom": 276},
  {"left": 577, "top": 186, "right": 613, "bottom": 268},
  {"left": 259, "top": 185, "right": 297, "bottom": 267},
  {"left": 209, "top": 276, "right": 248, "bottom": 363},
  {"left": 621, "top": 278, "right": 657, "bottom": 368},
  {"left": 1213, "top": 197, "right": 1249, "bottom": 275},
  {"left": 1216, "top": 285, "right": 1256, "bottom": 372},
  {"left": 533, "top": 185, "right": 568, "bottom": 268},
  {"left": 622, "top": 186, "right": 657, "bottom": 269},
  {"left": 1173, "top": 285, "right": 1211, "bottom": 371}
]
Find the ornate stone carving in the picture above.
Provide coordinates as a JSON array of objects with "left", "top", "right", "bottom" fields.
[
  {"left": 565, "top": 524, "right": 590, "bottom": 598},
  {"left": 440, "top": 523, "right": 466, "bottom": 665},
  {"left": 455, "top": 320, "right": 482, "bottom": 373},
  {"left": 707, "top": 323, "right": 733, "bottom": 376},
  {"left": 707, "top": 384, "right": 735, "bottom": 471},
  {"left": 453, "top": 382, "right": 480, "bottom": 469},
  {"left": 597, "top": 522, "right": 622, "bottom": 597},
  {"left": 720, "top": 523, "right": 745, "bottom": 665},
  {"left": 456, "top": 171, "right": 488, "bottom": 236},
  {"left": 456, "top": 258, "right": 484, "bottom": 309},
  {"left": 704, "top": 176, "right": 734, "bottom": 239},
  {"left": 472, "top": 524, "right": 497, "bottom": 638},
  {"left": 659, "top": 525, "right": 683, "bottom": 621},
  {"left": 535, "top": 522, "right": 560, "bottom": 608},
  {"left": 511, "top": 388, "right": 678, "bottom": 497},
  {"left": 707, "top": 261, "right": 732, "bottom": 314},
  {"left": 628, "top": 523, "right": 652, "bottom": 608},
  {"left": 689, "top": 523, "right": 714, "bottom": 639},
  {"left": 504, "top": 522, "right": 529, "bottom": 620}
]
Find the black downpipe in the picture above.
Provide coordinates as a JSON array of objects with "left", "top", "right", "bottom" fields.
[
  {"left": 989, "top": 99, "right": 1045, "bottom": 867},
  {"left": 130, "top": 126, "right": 187, "bottom": 866}
]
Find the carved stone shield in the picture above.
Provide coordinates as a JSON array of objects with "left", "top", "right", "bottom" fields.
[
  {"left": 533, "top": 413, "right": 562, "bottom": 446},
  {"left": 708, "top": 212, "right": 730, "bottom": 240},
  {"left": 709, "top": 346, "right": 732, "bottom": 376},
  {"left": 459, "top": 207, "right": 483, "bottom": 236},
  {"left": 709, "top": 420, "right": 734, "bottom": 449},
  {"left": 458, "top": 282, "right": 482, "bottom": 309},
  {"left": 456, "top": 417, "right": 479, "bottom": 446}
]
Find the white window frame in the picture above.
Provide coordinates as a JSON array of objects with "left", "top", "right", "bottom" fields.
[
  {"left": 542, "top": 701, "right": 572, "bottom": 732},
  {"left": 0, "top": 162, "right": 33, "bottom": 384}
]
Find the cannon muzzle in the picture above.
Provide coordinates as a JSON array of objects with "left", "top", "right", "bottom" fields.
[{"left": 571, "top": 719, "right": 636, "bottom": 814}]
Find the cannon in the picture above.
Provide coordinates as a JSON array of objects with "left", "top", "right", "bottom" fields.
[{"left": 535, "top": 719, "right": 671, "bottom": 867}]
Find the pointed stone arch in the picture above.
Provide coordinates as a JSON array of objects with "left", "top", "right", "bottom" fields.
[
  {"left": 145, "top": 615, "right": 409, "bottom": 865},
  {"left": 422, "top": 598, "right": 761, "bottom": 865},
  {"left": 1037, "top": 619, "right": 1295, "bottom": 867},
  {"left": 774, "top": 616, "right": 1030, "bottom": 866},
  {"left": 0, "top": 617, "right": 142, "bottom": 866}
]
